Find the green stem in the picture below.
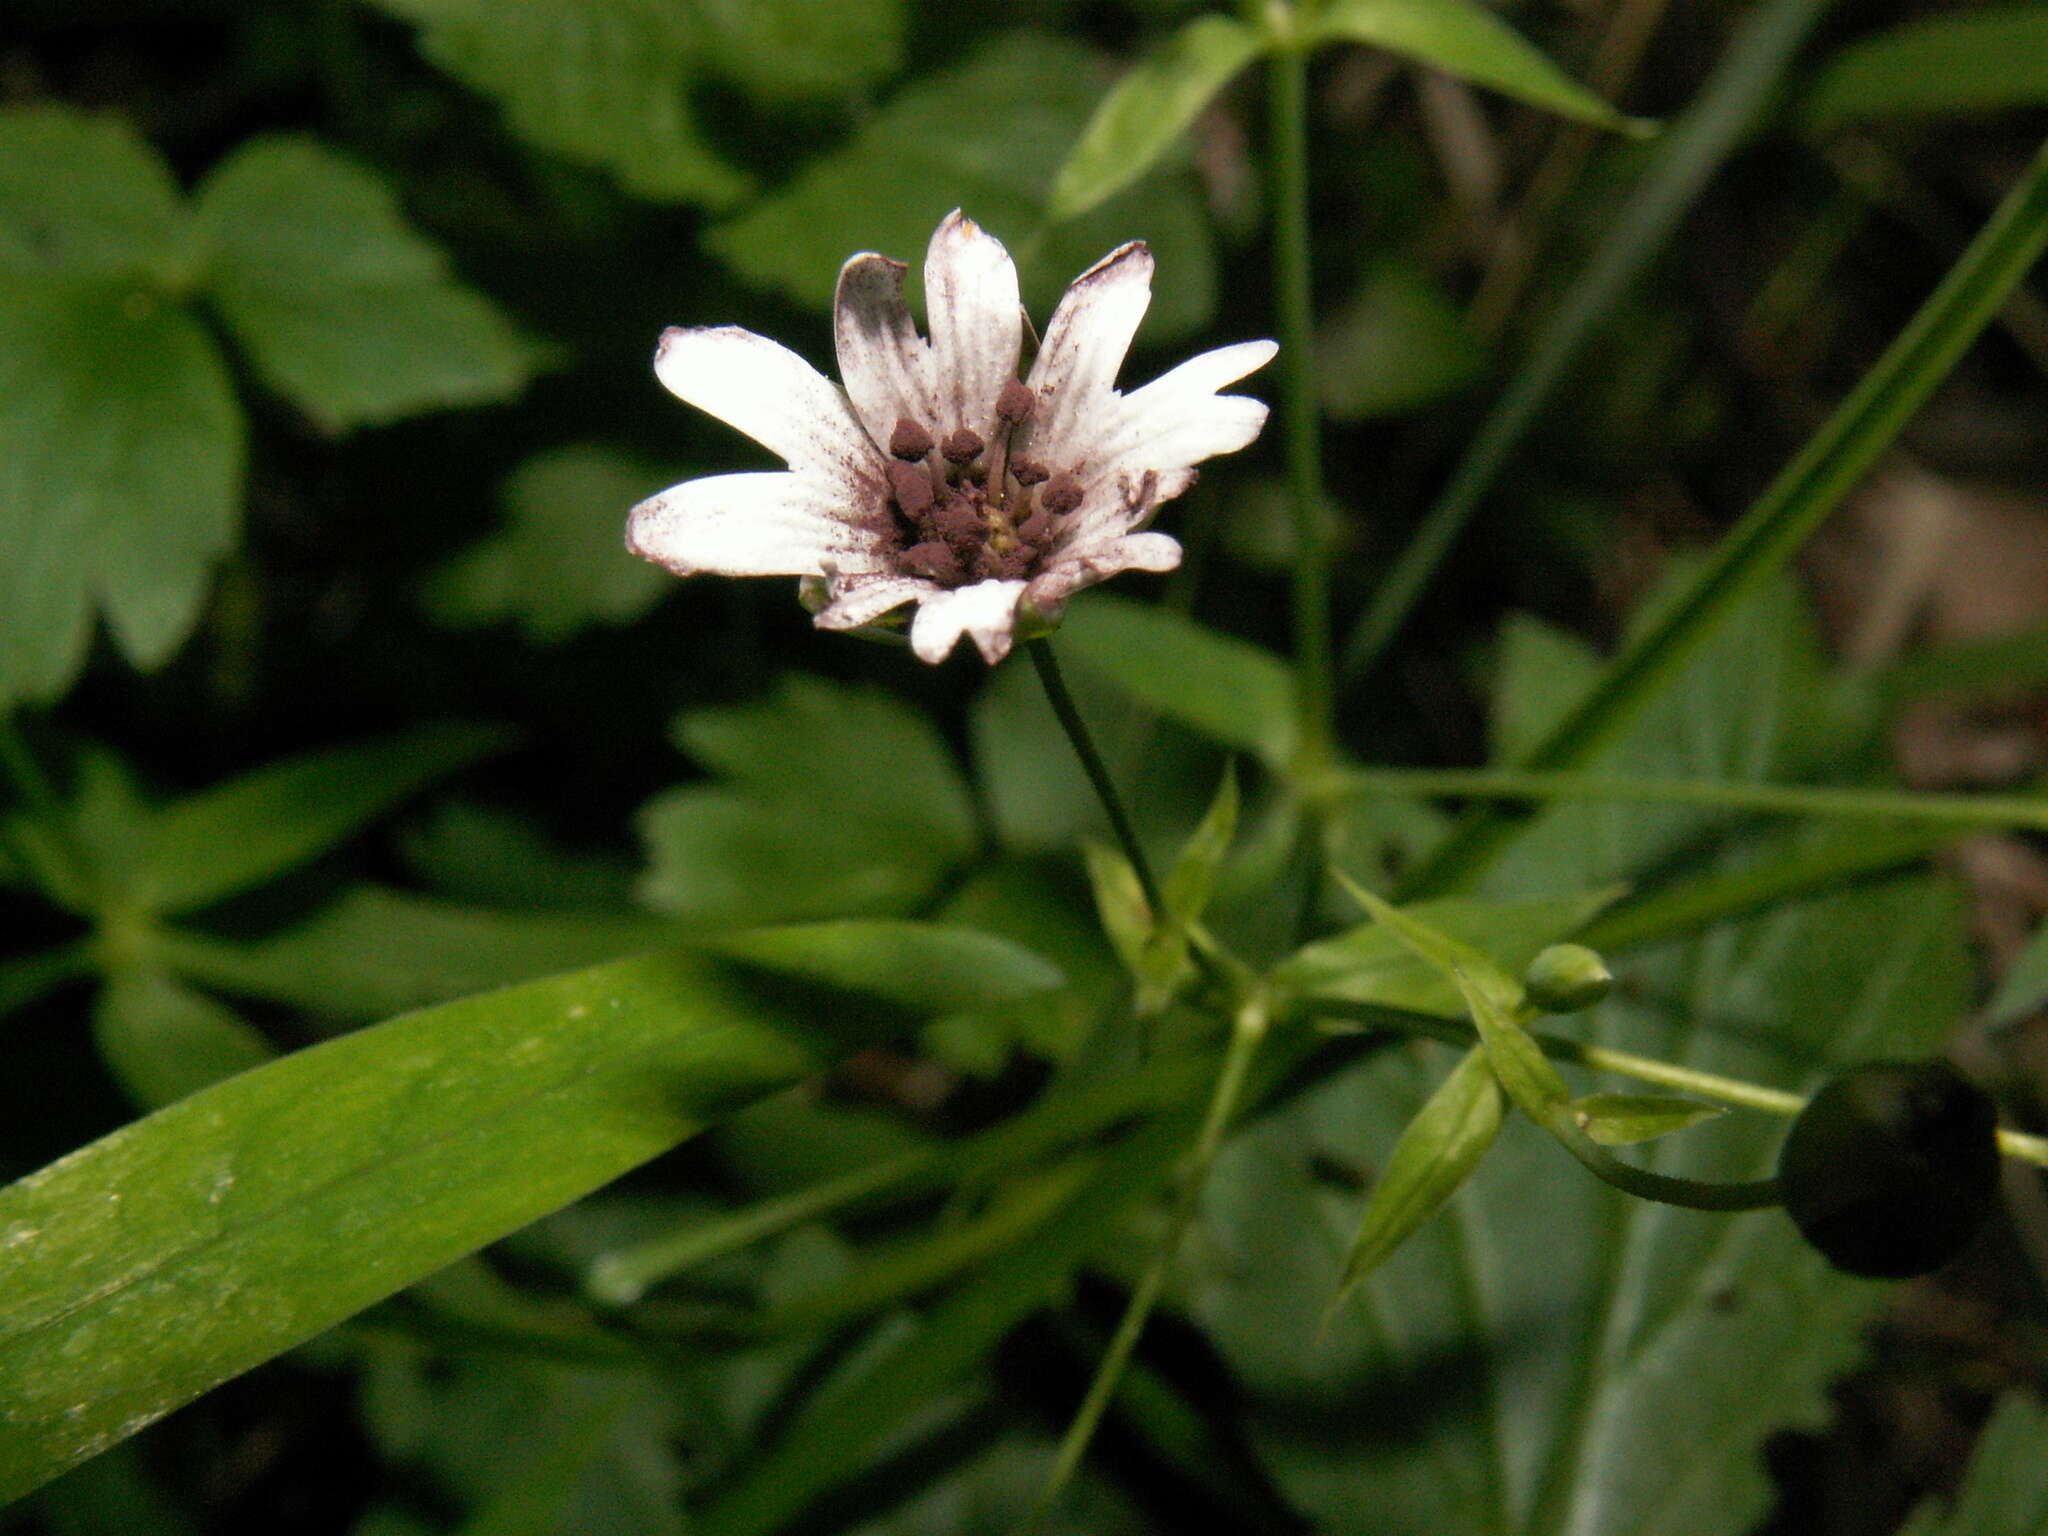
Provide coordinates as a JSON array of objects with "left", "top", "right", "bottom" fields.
[
  {"left": 1266, "top": 36, "right": 1334, "bottom": 766},
  {"left": 1029, "top": 639, "right": 1164, "bottom": 913},
  {"left": 1340, "top": 764, "right": 2048, "bottom": 831},
  {"left": 1026, "top": 994, "right": 1270, "bottom": 1530}
]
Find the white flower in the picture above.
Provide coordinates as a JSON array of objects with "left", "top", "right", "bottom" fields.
[{"left": 627, "top": 211, "right": 1276, "bottom": 664}]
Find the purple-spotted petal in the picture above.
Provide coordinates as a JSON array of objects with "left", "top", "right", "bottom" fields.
[
  {"left": 908, "top": 578, "right": 1029, "bottom": 664},
  {"left": 655, "top": 326, "right": 879, "bottom": 489},
  {"left": 833, "top": 254, "right": 934, "bottom": 451},
  {"left": 925, "top": 212, "right": 1023, "bottom": 451},
  {"left": 628, "top": 472, "right": 891, "bottom": 578},
  {"left": 1024, "top": 241, "right": 1153, "bottom": 459},
  {"left": 813, "top": 573, "right": 936, "bottom": 630}
]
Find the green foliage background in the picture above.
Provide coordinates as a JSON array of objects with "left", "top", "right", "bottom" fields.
[{"left": 5, "top": 1, "right": 2048, "bottom": 1533}]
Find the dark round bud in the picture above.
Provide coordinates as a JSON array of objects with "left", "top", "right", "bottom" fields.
[
  {"left": 940, "top": 427, "right": 985, "bottom": 464},
  {"left": 1523, "top": 944, "right": 1613, "bottom": 1014},
  {"left": 995, "top": 379, "right": 1037, "bottom": 424},
  {"left": 889, "top": 417, "right": 935, "bottom": 460},
  {"left": 887, "top": 461, "right": 934, "bottom": 516},
  {"left": 1777, "top": 1060, "right": 2000, "bottom": 1279},
  {"left": 1039, "top": 472, "right": 1084, "bottom": 516}
]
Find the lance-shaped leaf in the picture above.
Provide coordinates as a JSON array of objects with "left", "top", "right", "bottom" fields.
[
  {"left": 1049, "top": 14, "right": 1267, "bottom": 222},
  {"left": 1300, "top": 0, "right": 1645, "bottom": 132},
  {"left": 91, "top": 968, "right": 277, "bottom": 1112},
  {"left": 1805, "top": 6, "right": 2048, "bottom": 134},
  {"left": 1164, "top": 764, "right": 1240, "bottom": 927},
  {"left": 0, "top": 952, "right": 823, "bottom": 1501},
  {"left": 1571, "top": 1093, "right": 1726, "bottom": 1147},
  {"left": 136, "top": 723, "right": 511, "bottom": 916},
  {"left": 1330, "top": 1044, "right": 1502, "bottom": 1302}
]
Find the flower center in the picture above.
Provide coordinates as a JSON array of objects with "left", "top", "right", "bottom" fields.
[{"left": 881, "top": 379, "right": 1082, "bottom": 588}]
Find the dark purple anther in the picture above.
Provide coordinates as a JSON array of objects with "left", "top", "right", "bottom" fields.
[
  {"left": 888, "top": 460, "right": 935, "bottom": 516},
  {"left": 1009, "top": 457, "right": 1050, "bottom": 486},
  {"left": 940, "top": 427, "right": 984, "bottom": 464},
  {"left": 934, "top": 493, "right": 983, "bottom": 547},
  {"left": 1040, "top": 472, "right": 1083, "bottom": 516},
  {"left": 1017, "top": 506, "right": 1053, "bottom": 546},
  {"left": 995, "top": 380, "right": 1036, "bottom": 425},
  {"left": 902, "top": 540, "right": 962, "bottom": 581},
  {"left": 889, "top": 417, "right": 935, "bottom": 460}
]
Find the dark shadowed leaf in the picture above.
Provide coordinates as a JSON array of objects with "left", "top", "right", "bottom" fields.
[
  {"left": 92, "top": 968, "right": 278, "bottom": 1110},
  {"left": 0, "top": 107, "right": 190, "bottom": 279},
  {"left": 1897, "top": 1393, "right": 2048, "bottom": 1536},
  {"left": 1805, "top": 7, "right": 2048, "bottom": 133},
  {"left": 1318, "top": 258, "right": 1485, "bottom": 420}
]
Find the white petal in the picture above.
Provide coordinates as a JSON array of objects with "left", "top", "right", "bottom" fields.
[
  {"left": 833, "top": 254, "right": 934, "bottom": 450},
  {"left": 909, "top": 579, "right": 1028, "bottom": 664},
  {"left": 627, "top": 472, "right": 891, "bottom": 578},
  {"left": 1058, "top": 465, "right": 1199, "bottom": 550},
  {"left": 654, "top": 326, "right": 879, "bottom": 489},
  {"left": 925, "top": 211, "right": 1023, "bottom": 448},
  {"left": 1024, "top": 241, "right": 1153, "bottom": 458},
  {"left": 1028, "top": 532, "right": 1181, "bottom": 614},
  {"left": 1098, "top": 339, "right": 1277, "bottom": 466},
  {"left": 814, "top": 573, "right": 934, "bottom": 630}
]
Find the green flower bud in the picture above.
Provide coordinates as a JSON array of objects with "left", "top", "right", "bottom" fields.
[
  {"left": 1776, "top": 1060, "right": 2000, "bottom": 1279},
  {"left": 1522, "top": 943, "right": 1613, "bottom": 1014}
]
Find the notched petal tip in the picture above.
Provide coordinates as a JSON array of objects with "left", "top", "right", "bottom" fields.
[{"left": 1071, "top": 240, "right": 1154, "bottom": 291}]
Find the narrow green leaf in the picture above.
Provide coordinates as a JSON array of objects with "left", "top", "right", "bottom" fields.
[
  {"left": 1082, "top": 840, "right": 1153, "bottom": 977},
  {"left": 139, "top": 723, "right": 511, "bottom": 916},
  {"left": 1571, "top": 1092, "right": 1725, "bottom": 1146},
  {"left": 1331, "top": 1045, "right": 1502, "bottom": 1298},
  {"left": 705, "top": 32, "right": 1219, "bottom": 339},
  {"left": 91, "top": 968, "right": 277, "bottom": 1111},
  {"left": 425, "top": 446, "right": 672, "bottom": 643},
  {"left": 1163, "top": 764, "right": 1240, "bottom": 926},
  {"left": 0, "top": 277, "right": 242, "bottom": 703},
  {"left": 1806, "top": 7, "right": 2048, "bottom": 133},
  {"left": 194, "top": 136, "right": 536, "bottom": 433},
  {"left": 1049, "top": 14, "right": 1265, "bottom": 222},
  {"left": 1275, "top": 888, "right": 1620, "bottom": 1017},
  {"left": 697, "top": 920, "right": 1065, "bottom": 1015},
  {"left": 0, "top": 951, "right": 842, "bottom": 1502},
  {"left": 158, "top": 887, "right": 669, "bottom": 1022},
  {"left": 1404, "top": 130, "right": 2048, "bottom": 897},
  {"left": 1338, "top": 0, "right": 1833, "bottom": 687},
  {"left": 1059, "top": 595, "right": 1299, "bottom": 767},
  {"left": 0, "top": 106, "right": 189, "bottom": 280},
  {"left": 1300, "top": 0, "right": 1643, "bottom": 131},
  {"left": 364, "top": 0, "right": 750, "bottom": 206}
]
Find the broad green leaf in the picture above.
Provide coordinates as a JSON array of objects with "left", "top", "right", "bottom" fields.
[
  {"left": 1403, "top": 134, "right": 2048, "bottom": 895},
  {"left": 1194, "top": 867, "right": 1970, "bottom": 1536},
  {"left": 400, "top": 800, "right": 639, "bottom": 912},
  {"left": 1275, "top": 888, "right": 1619, "bottom": 1018},
  {"left": 1319, "top": 257, "right": 1484, "bottom": 420},
  {"left": 1898, "top": 1393, "right": 2048, "bottom": 1536},
  {"left": 675, "top": 676, "right": 974, "bottom": 855},
  {"left": 1338, "top": 0, "right": 1835, "bottom": 686},
  {"left": 1299, "top": 0, "right": 1641, "bottom": 131},
  {"left": 91, "top": 968, "right": 277, "bottom": 1111},
  {"left": 426, "top": 445, "right": 672, "bottom": 642},
  {"left": 699, "top": 920, "right": 1064, "bottom": 1015},
  {"left": 0, "top": 950, "right": 848, "bottom": 1502},
  {"left": 364, "top": 0, "right": 750, "bottom": 206},
  {"left": 706, "top": 31, "right": 1219, "bottom": 340},
  {"left": 1332, "top": 1044, "right": 1502, "bottom": 1297},
  {"left": 1570, "top": 1092, "right": 1725, "bottom": 1146},
  {"left": 0, "top": 107, "right": 190, "bottom": 280},
  {"left": 138, "top": 723, "right": 511, "bottom": 916},
  {"left": 1059, "top": 595, "right": 1299, "bottom": 767},
  {"left": 642, "top": 674, "right": 977, "bottom": 925},
  {"left": 0, "top": 276, "right": 242, "bottom": 703},
  {"left": 1806, "top": 7, "right": 2048, "bottom": 134},
  {"left": 1988, "top": 918, "right": 2048, "bottom": 1027},
  {"left": 694, "top": 0, "right": 905, "bottom": 102},
  {"left": 1048, "top": 14, "right": 1265, "bottom": 222},
  {"left": 194, "top": 136, "right": 536, "bottom": 433},
  {"left": 160, "top": 886, "right": 669, "bottom": 1022}
]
